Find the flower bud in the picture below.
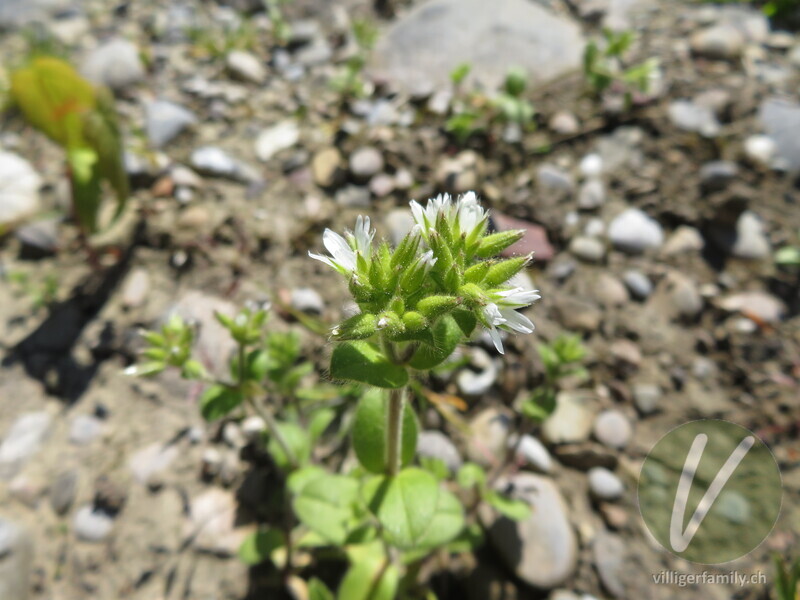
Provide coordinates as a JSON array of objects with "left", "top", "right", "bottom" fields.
[
  {"left": 376, "top": 311, "right": 404, "bottom": 337},
  {"left": 402, "top": 311, "right": 427, "bottom": 332},
  {"left": 416, "top": 295, "right": 459, "bottom": 320},
  {"left": 484, "top": 256, "right": 529, "bottom": 288},
  {"left": 474, "top": 229, "right": 525, "bottom": 259},
  {"left": 333, "top": 312, "right": 378, "bottom": 340},
  {"left": 464, "top": 261, "right": 491, "bottom": 284}
]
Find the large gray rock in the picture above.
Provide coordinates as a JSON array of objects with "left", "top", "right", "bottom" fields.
[
  {"left": 369, "top": 0, "right": 585, "bottom": 93},
  {"left": 485, "top": 473, "right": 577, "bottom": 589},
  {"left": 0, "top": 519, "right": 34, "bottom": 600},
  {"left": 0, "top": 151, "right": 42, "bottom": 230},
  {"left": 759, "top": 98, "right": 800, "bottom": 172},
  {"left": 0, "top": 412, "right": 51, "bottom": 480},
  {"left": 145, "top": 100, "right": 197, "bottom": 148},
  {"left": 0, "top": 0, "right": 70, "bottom": 29},
  {"left": 81, "top": 38, "right": 145, "bottom": 90}
]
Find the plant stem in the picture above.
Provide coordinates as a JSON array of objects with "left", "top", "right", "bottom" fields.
[{"left": 386, "top": 387, "right": 406, "bottom": 477}]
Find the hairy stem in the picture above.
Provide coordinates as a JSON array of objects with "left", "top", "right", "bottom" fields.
[{"left": 386, "top": 387, "right": 406, "bottom": 477}]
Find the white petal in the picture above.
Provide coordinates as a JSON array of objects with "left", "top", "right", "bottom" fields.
[
  {"left": 488, "top": 326, "right": 505, "bottom": 354},
  {"left": 500, "top": 308, "right": 534, "bottom": 334},
  {"left": 323, "top": 229, "right": 356, "bottom": 271},
  {"left": 308, "top": 251, "right": 338, "bottom": 271},
  {"left": 482, "top": 303, "right": 505, "bottom": 327},
  {"left": 410, "top": 200, "right": 425, "bottom": 226},
  {"left": 496, "top": 287, "right": 541, "bottom": 307}
]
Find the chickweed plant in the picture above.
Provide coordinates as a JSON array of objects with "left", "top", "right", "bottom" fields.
[
  {"left": 131, "top": 193, "right": 542, "bottom": 598},
  {"left": 773, "top": 554, "right": 800, "bottom": 600},
  {"left": 329, "top": 19, "right": 379, "bottom": 100},
  {"left": 583, "top": 28, "right": 659, "bottom": 110},
  {"left": 445, "top": 66, "right": 537, "bottom": 145},
  {"left": 9, "top": 57, "right": 128, "bottom": 244}
]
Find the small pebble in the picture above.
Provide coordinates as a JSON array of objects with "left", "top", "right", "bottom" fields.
[
  {"left": 593, "top": 410, "right": 632, "bottom": 449},
  {"left": 73, "top": 505, "right": 114, "bottom": 542},
  {"left": 622, "top": 270, "right": 652, "bottom": 299},
  {"left": 588, "top": 467, "right": 624, "bottom": 501}
]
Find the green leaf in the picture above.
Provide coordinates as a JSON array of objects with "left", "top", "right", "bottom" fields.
[
  {"left": 287, "top": 466, "right": 326, "bottom": 495},
  {"left": 199, "top": 385, "right": 243, "bottom": 421},
  {"left": 267, "top": 421, "right": 311, "bottom": 469},
  {"left": 352, "top": 389, "right": 418, "bottom": 474},
  {"left": 450, "top": 309, "right": 477, "bottom": 338},
  {"left": 331, "top": 341, "right": 409, "bottom": 389},
  {"left": 293, "top": 473, "right": 359, "bottom": 545},
  {"left": 363, "top": 468, "right": 439, "bottom": 549},
  {"left": 415, "top": 489, "right": 465, "bottom": 549},
  {"left": 485, "top": 489, "right": 531, "bottom": 521},
  {"left": 456, "top": 463, "right": 486, "bottom": 489},
  {"left": 409, "top": 315, "right": 463, "bottom": 370},
  {"left": 337, "top": 558, "right": 398, "bottom": 600},
  {"left": 238, "top": 528, "right": 284, "bottom": 565},
  {"left": 309, "top": 408, "right": 336, "bottom": 442},
  {"left": 522, "top": 388, "right": 557, "bottom": 423},
  {"left": 419, "top": 456, "right": 449, "bottom": 481},
  {"left": 308, "top": 578, "right": 335, "bottom": 600}
]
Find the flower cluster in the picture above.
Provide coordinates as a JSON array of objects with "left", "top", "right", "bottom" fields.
[{"left": 310, "top": 192, "right": 539, "bottom": 359}]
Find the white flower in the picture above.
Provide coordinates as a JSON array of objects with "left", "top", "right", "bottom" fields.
[
  {"left": 481, "top": 286, "right": 540, "bottom": 354},
  {"left": 308, "top": 216, "right": 374, "bottom": 275},
  {"left": 409, "top": 191, "right": 488, "bottom": 240},
  {"left": 418, "top": 250, "right": 437, "bottom": 270}
]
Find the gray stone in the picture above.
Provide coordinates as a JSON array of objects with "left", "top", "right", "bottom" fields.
[
  {"left": 569, "top": 236, "right": 605, "bottom": 263},
  {"left": 553, "top": 297, "right": 602, "bottom": 332},
  {"left": 699, "top": 160, "right": 738, "bottom": 191},
  {"left": 512, "top": 434, "right": 553, "bottom": 473},
  {"left": 537, "top": 164, "right": 574, "bottom": 192},
  {"left": 759, "top": 98, "right": 800, "bottom": 172},
  {"left": 668, "top": 100, "right": 720, "bottom": 137},
  {"left": 662, "top": 225, "right": 704, "bottom": 256},
  {"left": 0, "top": 151, "right": 41, "bottom": 229},
  {"left": 15, "top": 218, "right": 58, "bottom": 256},
  {"left": 418, "top": 430, "right": 463, "bottom": 472},
  {"left": 486, "top": 473, "right": 577, "bottom": 588},
  {"left": 728, "top": 211, "right": 771, "bottom": 259},
  {"left": 190, "top": 147, "right": 259, "bottom": 183},
  {"left": 719, "top": 291, "right": 786, "bottom": 323},
  {"left": 311, "top": 148, "right": 344, "bottom": 188},
  {"left": 622, "top": 270, "right": 652, "bottom": 299},
  {"left": 457, "top": 348, "right": 499, "bottom": 396},
  {"left": 335, "top": 185, "right": 371, "bottom": 208},
  {"left": 608, "top": 208, "right": 663, "bottom": 253},
  {"left": 0, "top": 0, "right": 70, "bottom": 28},
  {"left": 81, "top": 38, "right": 145, "bottom": 90},
  {"left": 588, "top": 467, "right": 624, "bottom": 500},
  {"left": 129, "top": 443, "right": 179, "bottom": 487},
  {"left": 74, "top": 505, "right": 114, "bottom": 542},
  {"left": 349, "top": 147, "right": 384, "bottom": 180},
  {"left": 369, "top": 0, "right": 585, "bottom": 93},
  {"left": 595, "top": 273, "right": 629, "bottom": 307},
  {"left": 466, "top": 408, "right": 512, "bottom": 467},
  {"left": 633, "top": 383, "right": 661, "bottom": 414},
  {"left": 579, "top": 153, "right": 604, "bottom": 178},
  {"left": 0, "top": 518, "right": 33, "bottom": 600},
  {"left": 187, "top": 488, "right": 249, "bottom": 555},
  {"left": 595, "top": 127, "right": 644, "bottom": 173},
  {"left": 226, "top": 50, "right": 266, "bottom": 83},
  {"left": 385, "top": 209, "right": 415, "bottom": 246},
  {"left": 670, "top": 274, "right": 704, "bottom": 318},
  {"left": 50, "top": 470, "right": 78, "bottom": 515},
  {"left": 436, "top": 151, "right": 482, "bottom": 193},
  {"left": 294, "top": 38, "right": 332, "bottom": 66},
  {"left": 290, "top": 287, "right": 324, "bottom": 314},
  {"left": 744, "top": 135, "right": 777, "bottom": 168},
  {"left": 369, "top": 174, "right": 395, "bottom": 197},
  {"left": 255, "top": 121, "right": 300, "bottom": 162},
  {"left": 549, "top": 111, "right": 579, "bottom": 135},
  {"left": 577, "top": 178, "right": 606, "bottom": 210},
  {"left": 69, "top": 414, "right": 104, "bottom": 446},
  {"left": 0, "top": 412, "right": 51, "bottom": 480},
  {"left": 690, "top": 25, "right": 745, "bottom": 59},
  {"left": 145, "top": 100, "right": 197, "bottom": 148},
  {"left": 121, "top": 268, "right": 150, "bottom": 309},
  {"left": 593, "top": 531, "right": 627, "bottom": 598},
  {"left": 593, "top": 410, "right": 631, "bottom": 449},
  {"left": 542, "top": 392, "right": 596, "bottom": 444}
]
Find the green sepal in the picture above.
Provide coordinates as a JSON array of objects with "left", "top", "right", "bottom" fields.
[
  {"left": 464, "top": 260, "right": 492, "bottom": 284},
  {"left": 416, "top": 295, "right": 459, "bottom": 321},
  {"left": 475, "top": 230, "right": 525, "bottom": 258},
  {"left": 409, "top": 314, "right": 463, "bottom": 370},
  {"left": 333, "top": 312, "right": 378, "bottom": 340},
  {"left": 484, "top": 256, "right": 528, "bottom": 288}
]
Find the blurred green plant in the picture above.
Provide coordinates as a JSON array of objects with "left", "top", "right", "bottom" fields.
[
  {"left": 330, "top": 19, "right": 379, "bottom": 99},
  {"left": 186, "top": 20, "right": 259, "bottom": 59},
  {"left": 775, "top": 231, "right": 800, "bottom": 266},
  {"left": 6, "top": 270, "right": 59, "bottom": 311},
  {"left": 9, "top": 57, "right": 128, "bottom": 236},
  {"left": 773, "top": 554, "right": 800, "bottom": 600},
  {"left": 522, "top": 333, "right": 588, "bottom": 422},
  {"left": 264, "top": 0, "right": 294, "bottom": 45},
  {"left": 583, "top": 28, "right": 659, "bottom": 109},
  {"left": 445, "top": 65, "right": 537, "bottom": 145}
]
